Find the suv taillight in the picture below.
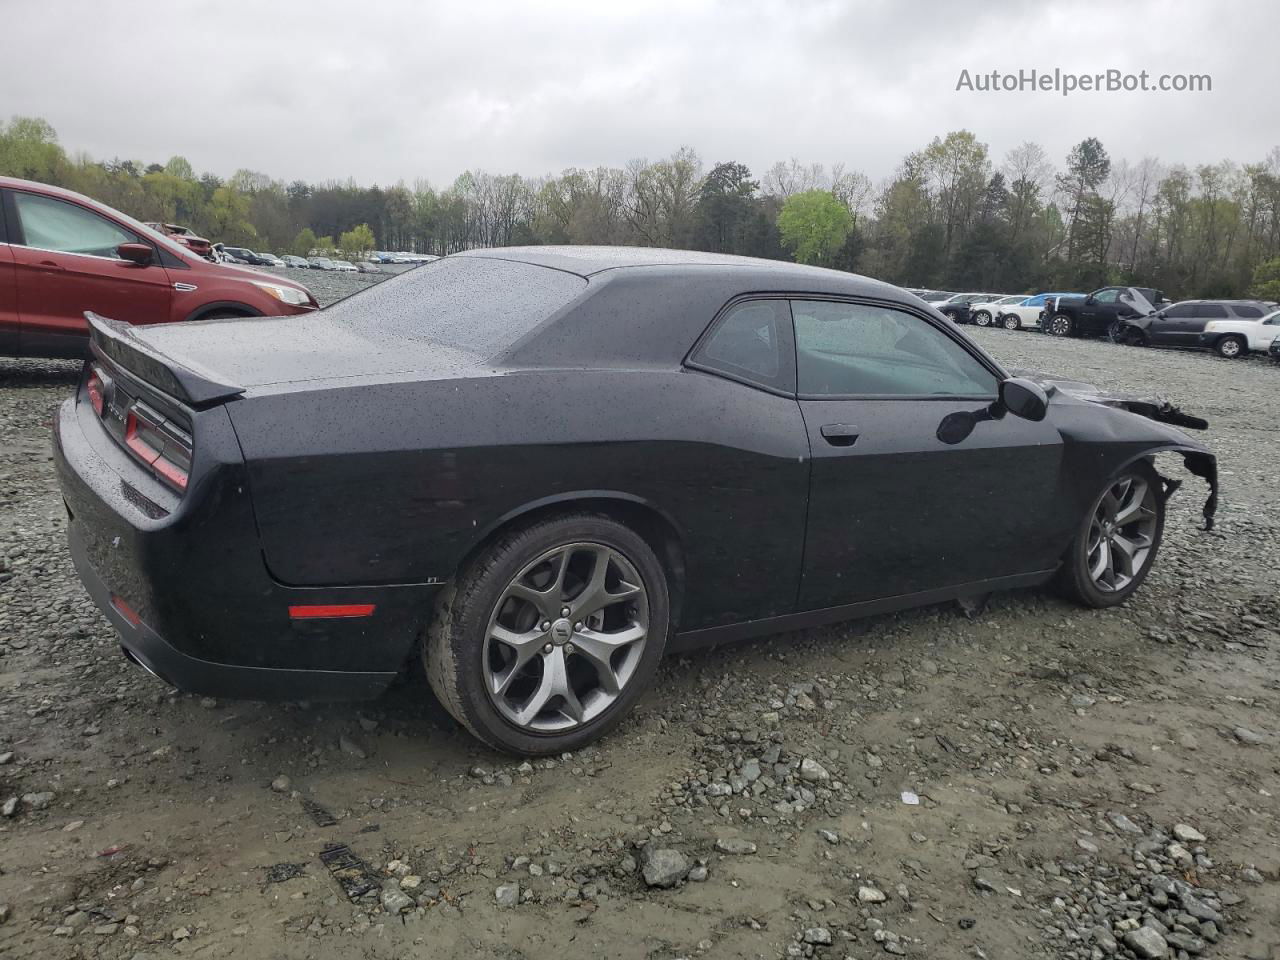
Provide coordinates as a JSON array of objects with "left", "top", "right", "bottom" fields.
[{"left": 123, "top": 404, "right": 191, "bottom": 492}]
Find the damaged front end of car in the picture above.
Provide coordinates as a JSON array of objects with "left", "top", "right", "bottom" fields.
[{"left": 1015, "top": 370, "right": 1220, "bottom": 531}]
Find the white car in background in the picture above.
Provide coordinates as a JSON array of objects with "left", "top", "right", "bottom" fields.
[
  {"left": 996, "top": 292, "right": 1086, "bottom": 330},
  {"left": 1200, "top": 307, "right": 1280, "bottom": 356},
  {"left": 968, "top": 295, "right": 1032, "bottom": 327},
  {"left": 331, "top": 260, "right": 359, "bottom": 272}
]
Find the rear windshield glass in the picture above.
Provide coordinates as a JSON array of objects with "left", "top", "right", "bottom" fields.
[{"left": 322, "top": 256, "right": 588, "bottom": 358}]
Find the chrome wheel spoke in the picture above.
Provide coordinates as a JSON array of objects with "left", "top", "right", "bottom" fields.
[
  {"left": 484, "top": 540, "right": 649, "bottom": 733},
  {"left": 1086, "top": 474, "right": 1159, "bottom": 593}
]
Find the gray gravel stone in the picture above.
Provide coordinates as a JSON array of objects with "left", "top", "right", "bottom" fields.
[{"left": 640, "top": 846, "right": 689, "bottom": 887}]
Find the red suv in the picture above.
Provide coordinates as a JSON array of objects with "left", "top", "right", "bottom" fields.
[{"left": 0, "top": 177, "right": 317, "bottom": 360}]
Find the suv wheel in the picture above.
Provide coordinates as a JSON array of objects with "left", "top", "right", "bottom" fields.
[
  {"left": 1056, "top": 461, "right": 1164, "bottom": 609},
  {"left": 1047, "top": 314, "right": 1074, "bottom": 337},
  {"left": 425, "top": 513, "right": 669, "bottom": 755},
  {"left": 1002, "top": 314, "right": 1021, "bottom": 330},
  {"left": 1214, "top": 335, "right": 1245, "bottom": 359},
  {"left": 972, "top": 310, "right": 992, "bottom": 326}
]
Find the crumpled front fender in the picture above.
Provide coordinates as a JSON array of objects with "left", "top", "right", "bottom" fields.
[{"left": 1014, "top": 369, "right": 1219, "bottom": 531}]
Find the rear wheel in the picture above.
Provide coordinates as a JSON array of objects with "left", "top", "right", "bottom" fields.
[
  {"left": 1047, "top": 313, "right": 1074, "bottom": 337},
  {"left": 1057, "top": 461, "right": 1164, "bottom": 608},
  {"left": 973, "top": 310, "right": 992, "bottom": 326},
  {"left": 425, "top": 514, "right": 669, "bottom": 754},
  {"left": 1002, "top": 313, "right": 1021, "bottom": 330},
  {"left": 1215, "top": 335, "right": 1245, "bottom": 359}
]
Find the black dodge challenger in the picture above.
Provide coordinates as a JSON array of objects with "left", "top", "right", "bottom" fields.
[{"left": 54, "top": 247, "right": 1218, "bottom": 754}]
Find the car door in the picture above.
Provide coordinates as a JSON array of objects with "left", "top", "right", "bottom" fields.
[
  {"left": 0, "top": 202, "right": 16, "bottom": 355},
  {"left": 1145, "top": 303, "right": 1190, "bottom": 345},
  {"left": 6, "top": 189, "right": 172, "bottom": 354},
  {"left": 1170, "top": 303, "right": 1225, "bottom": 345},
  {"left": 1078, "top": 287, "right": 1123, "bottom": 334},
  {"left": 790, "top": 298, "right": 1064, "bottom": 611}
]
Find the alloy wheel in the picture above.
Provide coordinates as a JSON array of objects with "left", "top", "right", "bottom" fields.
[
  {"left": 1086, "top": 475, "right": 1159, "bottom": 593},
  {"left": 974, "top": 311, "right": 991, "bottom": 326},
  {"left": 1002, "top": 314, "right": 1020, "bottom": 330},
  {"left": 1050, "top": 316, "right": 1071, "bottom": 337},
  {"left": 1218, "top": 338, "right": 1242, "bottom": 358},
  {"left": 482, "top": 542, "right": 649, "bottom": 733}
]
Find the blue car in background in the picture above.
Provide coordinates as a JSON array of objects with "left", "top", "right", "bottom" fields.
[{"left": 996, "top": 292, "right": 1086, "bottom": 330}]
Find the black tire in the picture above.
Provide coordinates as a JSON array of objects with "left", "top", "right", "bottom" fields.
[
  {"left": 973, "top": 310, "right": 992, "bottom": 326},
  {"left": 1056, "top": 460, "right": 1165, "bottom": 609},
  {"left": 424, "top": 513, "right": 670, "bottom": 755},
  {"left": 1002, "top": 314, "right": 1021, "bottom": 331},
  {"left": 1046, "top": 313, "right": 1074, "bottom": 337},
  {"left": 1214, "top": 335, "right": 1246, "bottom": 359}
]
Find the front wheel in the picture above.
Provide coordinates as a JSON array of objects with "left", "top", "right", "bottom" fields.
[
  {"left": 1056, "top": 461, "right": 1165, "bottom": 608},
  {"left": 425, "top": 514, "right": 669, "bottom": 754},
  {"left": 1215, "top": 335, "right": 1246, "bottom": 359},
  {"left": 1046, "top": 313, "right": 1074, "bottom": 337},
  {"left": 1002, "top": 314, "right": 1021, "bottom": 331},
  {"left": 973, "top": 310, "right": 992, "bottom": 326}
]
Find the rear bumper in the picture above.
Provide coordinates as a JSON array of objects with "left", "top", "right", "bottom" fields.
[
  {"left": 68, "top": 522, "right": 396, "bottom": 701},
  {"left": 53, "top": 389, "right": 440, "bottom": 702}
]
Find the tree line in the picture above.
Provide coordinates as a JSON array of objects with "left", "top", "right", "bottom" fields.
[{"left": 4, "top": 116, "right": 1280, "bottom": 300}]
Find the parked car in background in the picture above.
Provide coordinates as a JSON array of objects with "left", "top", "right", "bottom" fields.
[
  {"left": 0, "top": 176, "right": 318, "bottom": 359},
  {"left": 256, "top": 253, "right": 285, "bottom": 268},
  {"left": 1043, "top": 286, "right": 1168, "bottom": 338},
  {"left": 143, "top": 223, "right": 214, "bottom": 261},
  {"left": 281, "top": 255, "right": 311, "bottom": 269},
  {"left": 331, "top": 260, "right": 358, "bottom": 272},
  {"left": 1271, "top": 333, "right": 1280, "bottom": 362},
  {"left": 935, "top": 293, "right": 1002, "bottom": 324},
  {"left": 221, "top": 246, "right": 275, "bottom": 267},
  {"left": 996, "top": 293, "right": 1085, "bottom": 330},
  {"left": 1116, "top": 300, "right": 1280, "bottom": 357},
  {"left": 307, "top": 257, "right": 336, "bottom": 270},
  {"left": 917, "top": 290, "right": 955, "bottom": 303},
  {"left": 968, "top": 295, "right": 1032, "bottom": 327},
  {"left": 356, "top": 261, "right": 383, "bottom": 274},
  {"left": 52, "top": 245, "right": 1217, "bottom": 754}
]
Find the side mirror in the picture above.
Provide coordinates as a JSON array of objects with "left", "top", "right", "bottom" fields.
[
  {"left": 117, "top": 242, "right": 155, "bottom": 266},
  {"left": 1000, "top": 377, "right": 1049, "bottom": 422}
]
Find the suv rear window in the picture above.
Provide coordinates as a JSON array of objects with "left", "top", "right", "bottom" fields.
[
  {"left": 1230, "top": 305, "right": 1263, "bottom": 318},
  {"left": 323, "top": 256, "right": 588, "bottom": 358}
]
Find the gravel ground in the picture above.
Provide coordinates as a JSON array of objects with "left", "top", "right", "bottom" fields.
[{"left": 1, "top": 279, "right": 1278, "bottom": 960}]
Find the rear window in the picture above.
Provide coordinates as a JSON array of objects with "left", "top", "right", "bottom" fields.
[
  {"left": 322, "top": 256, "right": 588, "bottom": 358},
  {"left": 1230, "top": 305, "right": 1263, "bottom": 318}
]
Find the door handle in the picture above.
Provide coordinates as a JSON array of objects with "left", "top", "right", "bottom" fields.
[
  {"left": 36, "top": 260, "right": 66, "bottom": 272},
  {"left": 820, "top": 423, "right": 860, "bottom": 447}
]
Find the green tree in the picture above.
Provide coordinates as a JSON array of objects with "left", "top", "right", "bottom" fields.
[
  {"left": 292, "top": 228, "right": 318, "bottom": 256},
  {"left": 777, "top": 190, "right": 854, "bottom": 266},
  {"left": 339, "top": 223, "right": 376, "bottom": 258},
  {"left": 1248, "top": 256, "right": 1280, "bottom": 301}
]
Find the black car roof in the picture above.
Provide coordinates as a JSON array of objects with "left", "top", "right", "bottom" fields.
[{"left": 455, "top": 244, "right": 895, "bottom": 292}]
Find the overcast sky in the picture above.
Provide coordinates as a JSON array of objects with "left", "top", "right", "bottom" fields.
[{"left": 7, "top": 0, "right": 1278, "bottom": 187}]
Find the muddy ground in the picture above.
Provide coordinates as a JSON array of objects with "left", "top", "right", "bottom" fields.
[{"left": 1, "top": 285, "right": 1277, "bottom": 960}]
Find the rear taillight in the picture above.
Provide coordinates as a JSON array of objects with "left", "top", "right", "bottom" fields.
[
  {"left": 86, "top": 366, "right": 107, "bottom": 417},
  {"left": 124, "top": 404, "right": 191, "bottom": 492}
]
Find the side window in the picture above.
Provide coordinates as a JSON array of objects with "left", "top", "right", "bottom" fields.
[
  {"left": 1199, "top": 303, "right": 1228, "bottom": 318},
  {"left": 1231, "top": 305, "right": 1263, "bottom": 319},
  {"left": 691, "top": 299, "right": 795, "bottom": 393},
  {"left": 791, "top": 300, "right": 998, "bottom": 398},
  {"left": 1092, "top": 288, "right": 1120, "bottom": 304},
  {"left": 12, "top": 191, "right": 138, "bottom": 259},
  {"left": 1163, "top": 304, "right": 1192, "bottom": 318}
]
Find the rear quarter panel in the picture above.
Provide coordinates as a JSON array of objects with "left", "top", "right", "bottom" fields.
[{"left": 228, "top": 368, "right": 811, "bottom": 631}]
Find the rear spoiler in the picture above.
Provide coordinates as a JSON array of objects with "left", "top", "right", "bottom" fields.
[{"left": 85, "top": 311, "right": 245, "bottom": 407}]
